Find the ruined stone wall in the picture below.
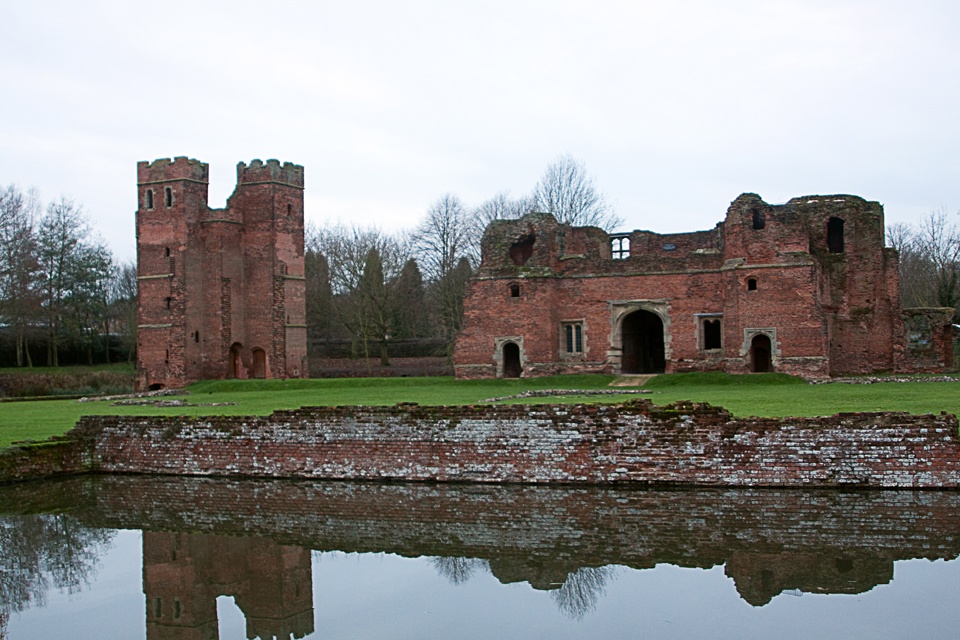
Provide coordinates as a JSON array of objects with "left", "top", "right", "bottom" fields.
[
  {"left": 136, "top": 157, "right": 307, "bottom": 389},
  {"left": 66, "top": 401, "right": 960, "bottom": 488},
  {"left": 456, "top": 193, "right": 943, "bottom": 379}
]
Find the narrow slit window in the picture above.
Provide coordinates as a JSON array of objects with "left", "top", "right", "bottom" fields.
[
  {"left": 752, "top": 209, "right": 765, "bottom": 230},
  {"left": 145, "top": 189, "right": 154, "bottom": 210},
  {"left": 164, "top": 187, "right": 172, "bottom": 207},
  {"left": 509, "top": 283, "right": 520, "bottom": 298},
  {"left": 827, "top": 217, "right": 844, "bottom": 253}
]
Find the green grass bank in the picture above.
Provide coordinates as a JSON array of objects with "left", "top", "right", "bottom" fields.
[{"left": 0, "top": 372, "right": 958, "bottom": 448}]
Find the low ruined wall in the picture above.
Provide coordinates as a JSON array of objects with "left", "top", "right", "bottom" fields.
[{"left": 66, "top": 400, "right": 960, "bottom": 488}]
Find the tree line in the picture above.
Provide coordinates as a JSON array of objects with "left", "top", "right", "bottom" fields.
[
  {"left": 304, "top": 154, "right": 621, "bottom": 364},
  {"left": 887, "top": 210, "right": 960, "bottom": 323},
  {"left": 0, "top": 185, "right": 136, "bottom": 367}
]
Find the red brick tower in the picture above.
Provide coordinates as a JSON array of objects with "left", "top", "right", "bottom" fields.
[{"left": 136, "top": 157, "right": 307, "bottom": 390}]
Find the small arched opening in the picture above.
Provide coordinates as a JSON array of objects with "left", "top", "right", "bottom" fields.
[
  {"left": 621, "top": 310, "right": 666, "bottom": 374},
  {"left": 750, "top": 334, "right": 773, "bottom": 373},
  {"left": 252, "top": 348, "right": 267, "bottom": 379},
  {"left": 502, "top": 342, "right": 522, "bottom": 378},
  {"left": 228, "top": 343, "right": 243, "bottom": 379}
]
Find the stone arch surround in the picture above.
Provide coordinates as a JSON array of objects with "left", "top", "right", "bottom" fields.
[{"left": 607, "top": 300, "right": 672, "bottom": 374}]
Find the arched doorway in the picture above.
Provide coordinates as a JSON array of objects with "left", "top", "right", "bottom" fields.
[
  {"left": 228, "top": 343, "right": 243, "bottom": 379},
  {"left": 502, "top": 342, "right": 522, "bottom": 378},
  {"left": 750, "top": 334, "right": 772, "bottom": 372},
  {"left": 621, "top": 310, "right": 666, "bottom": 374},
  {"left": 252, "top": 348, "right": 266, "bottom": 379}
]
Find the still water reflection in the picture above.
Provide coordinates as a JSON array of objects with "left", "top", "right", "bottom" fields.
[{"left": 1, "top": 476, "right": 958, "bottom": 639}]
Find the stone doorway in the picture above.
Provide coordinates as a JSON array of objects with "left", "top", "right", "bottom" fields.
[
  {"left": 751, "top": 334, "right": 772, "bottom": 372},
  {"left": 228, "top": 343, "right": 243, "bottom": 379},
  {"left": 621, "top": 310, "right": 666, "bottom": 374},
  {"left": 502, "top": 342, "right": 522, "bottom": 378}
]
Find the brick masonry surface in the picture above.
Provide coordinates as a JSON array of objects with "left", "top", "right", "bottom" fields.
[
  {"left": 4, "top": 475, "right": 959, "bottom": 606},
  {"left": 41, "top": 400, "right": 960, "bottom": 488},
  {"left": 455, "top": 194, "right": 954, "bottom": 379},
  {"left": 135, "top": 157, "right": 307, "bottom": 391}
]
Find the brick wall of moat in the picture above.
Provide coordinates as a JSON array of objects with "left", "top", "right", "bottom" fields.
[{"left": 39, "top": 399, "right": 958, "bottom": 488}]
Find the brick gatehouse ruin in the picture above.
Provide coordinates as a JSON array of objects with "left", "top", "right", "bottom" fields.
[
  {"left": 136, "top": 157, "right": 307, "bottom": 390},
  {"left": 455, "top": 194, "right": 954, "bottom": 379}
]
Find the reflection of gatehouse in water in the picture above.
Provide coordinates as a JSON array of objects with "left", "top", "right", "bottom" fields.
[{"left": 2, "top": 475, "right": 956, "bottom": 635}]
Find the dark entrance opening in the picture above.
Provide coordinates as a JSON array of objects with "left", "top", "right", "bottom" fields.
[
  {"left": 621, "top": 310, "right": 666, "bottom": 374},
  {"left": 502, "top": 342, "right": 522, "bottom": 378},
  {"left": 750, "top": 334, "right": 772, "bottom": 372},
  {"left": 228, "top": 343, "right": 243, "bottom": 379}
]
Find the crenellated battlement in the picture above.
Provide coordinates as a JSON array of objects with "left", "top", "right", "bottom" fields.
[
  {"left": 137, "top": 156, "right": 209, "bottom": 185},
  {"left": 237, "top": 158, "right": 304, "bottom": 188}
]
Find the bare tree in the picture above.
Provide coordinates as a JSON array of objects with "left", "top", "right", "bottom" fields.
[
  {"left": 414, "top": 194, "right": 478, "bottom": 282},
  {"left": 0, "top": 185, "right": 41, "bottom": 367},
  {"left": 429, "top": 556, "right": 489, "bottom": 585},
  {"left": 532, "top": 155, "right": 622, "bottom": 231},
  {"left": 889, "top": 210, "right": 960, "bottom": 321},
  {"left": 413, "top": 195, "right": 479, "bottom": 348},
  {"left": 551, "top": 566, "right": 617, "bottom": 619},
  {"left": 916, "top": 208, "right": 960, "bottom": 317},
  {"left": 475, "top": 191, "right": 533, "bottom": 227},
  {"left": 108, "top": 260, "right": 138, "bottom": 363},
  {"left": 311, "top": 223, "right": 406, "bottom": 359}
]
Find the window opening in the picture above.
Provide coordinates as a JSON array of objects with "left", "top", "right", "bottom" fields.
[
  {"left": 509, "top": 283, "right": 520, "bottom": 298},
  {"left": 827, "top": 217, "right": 844, "bottom": 253},
  {"left": 509, "top": 235, "right": 536, "bottom": 265},
  {"left": 164, "top": 247, "right": 170, "bottom": 257},
  {"left": 165, "top": 296, "right": 172, "bottom": 309},
  {"left": 145, "top": 189, "right": 154, "bottom": 210},
  {"left": 287, "top": 203, "right": 292, "bottom": 218},
  {"left": 611, "top": 236, "right": 630, "bottom": 260},
  {"left": 747, "top": 278, "right": 757, "bottom": 291},
  {"left": 193, "top": 331, "right": 199, "bottom": 343},
  {"left": 164, "top": 187, "right": 172, "bottom": 207},
  {"left": 564, "top": 323, "right": 583, "bottom": 354},
  {"left": 752, "top": 209, "right": 765, "bottom": 230},
  {"left": 703, "top": 319, "right": 722, "bottom": 350}
]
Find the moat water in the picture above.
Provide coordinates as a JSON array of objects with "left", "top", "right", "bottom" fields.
[{"left": 1, "top": 476, "right": 958, "bottom": 639}]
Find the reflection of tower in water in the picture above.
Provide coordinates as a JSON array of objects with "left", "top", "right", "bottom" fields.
[{"left": 142, "top": 532, "right": 314, "bottom": 640}]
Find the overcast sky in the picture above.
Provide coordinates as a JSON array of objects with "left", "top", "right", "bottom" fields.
[{"left": 2, "top": 0, "right": 958, "bottom": 262}]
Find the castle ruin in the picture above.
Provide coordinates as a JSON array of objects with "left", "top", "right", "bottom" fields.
[
  {"left": 136, "top": 157, "right": 307, "bottom": 390},
  {"left": 454, "top": 194, "right": 953, "bottom": 378}
]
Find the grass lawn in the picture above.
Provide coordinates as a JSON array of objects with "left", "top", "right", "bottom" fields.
[{"left": 0, "top": 372, "right": 958, "bottom": 448}]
